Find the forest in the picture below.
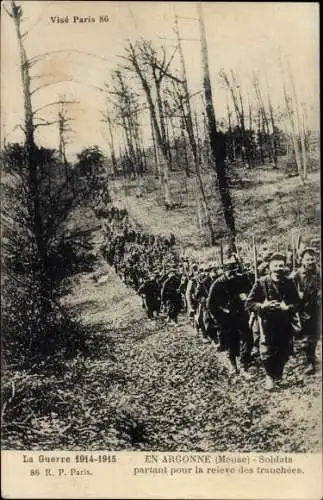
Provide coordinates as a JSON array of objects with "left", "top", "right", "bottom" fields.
[{"left": 1, "top": 1, "right": 320, "bottom": 453}]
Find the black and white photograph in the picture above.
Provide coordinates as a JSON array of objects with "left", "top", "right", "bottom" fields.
[{"left": 1, "top": 1, "right": 321, "bottom": 494}]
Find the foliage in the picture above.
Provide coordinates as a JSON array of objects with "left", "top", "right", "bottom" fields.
[
  {"left": 1, "top": 143, "right": 96, "bottom": 369},
  {"left": 75, "top": 145, "right": 106, "bottom": 192}
]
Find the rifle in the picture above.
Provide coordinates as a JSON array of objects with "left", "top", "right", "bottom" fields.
[
  {"left": 292, "top": 234, "right": 296, "bottom": 272},
  {"left": 284, "top": 239, "right": 289, "bottom": 259},
  {"left": 252, "top": 235, "right": 258, "bottom": 281},
  {"left": 219, "top": 240, "right": 224, "bottom": 267},
  {"left": 295, "top": 228, "right": 302, "bottom": 262}
]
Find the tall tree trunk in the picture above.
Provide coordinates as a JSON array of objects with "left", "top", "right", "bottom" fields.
[
  {"left": 150, "top": 113, "right": 161, "bottom": 181},
  {"left": 174, "top": 10, "right": 215, "bottom": 245},
  {"left": 266, "top": 90, "right": 278, "bottom": 168},
  {"left": 180, "top": 124, "right": 190, "bottom": 193},
  {"left": 283, "top": 84, "right": 304, "bottom": 183},
  {"left": 227, "top": 102, "right": 236, "bottom": 162},
  {"left": 169, "top": 115, "right": 178, "bottom": 170},
  {"left": 128, "top": 44, "right": 172, "bottom": 204},
  {"left": 164, "top": 107, "right": 173, "bottom": 170},
  {"left": 197, "top": 3, "right": 236, "bottom": 252},
  {"left": 257, "top": 109, "right": 265, "bottom": 164},
  {"left": 235, "top": 79, "right": 250, "bottom": 167},
  {"left": 288, "top": 65, "right": 307, "bottom": 181},
  {"left": 107, "top": 116, "right": 117, "bottom": 176},
  {"left": 193, "top": 110, "right": 202, "bottom": 165},
  {"left": 11, "top": 1, "right": 46, "bottom": 270},
  {"left": 221, "top": 70, "right": 247, "bottom": 165}
]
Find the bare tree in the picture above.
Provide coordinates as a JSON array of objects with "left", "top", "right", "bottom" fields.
[
  {"left": 173, "top": 10, "right": 215, "bottom": 244},
  {"left": 123, "top": 41, "right": 182, "bottom": 207},
  {"left": 265, "top": 80, "right": 278, "bottom": 168},
  {"left": 283, "top": 83, "right": 304, "bottom": 183},
  {"left": 287, "top": 65, "right": 307, "bottom": 181},
  {"left": 107, "top": 115, "right": 118, "bottom": 176},
  {"left": 226, "top": 98, "right": 236, "bottom": 162},
  {"left": 5, "top": 1, "right": 46, "bottom": 270},
  {"left": 198, "top": 4, "right": 236, "bottom": 251},
  {"left": 220, "top": 69, "right": 250, "bottom": 167},
  {"left": 252, "top": 74, "right": 276, "bottom": 165},
  {"left": 57, "top": 98, "right": 76, "bottom": 183}
]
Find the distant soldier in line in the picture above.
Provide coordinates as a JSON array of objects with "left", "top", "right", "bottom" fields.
[
  {"left": 229, "top": 267, "right": 255, "bottom": 376},
  {"left": 208, "top": 261, "right": 254, "bottom": 375},
  {"left": 161, "top": 269, "right": 182, "bottom": 325},
  {"left": 127, "top": 264, "right": 140, "bottom": 290},
  {"left": 138, "top": 273, "right": 161, "bottom": 319},
  {"left": 202, "top": 265, "right": 220, "bottom": 344},
  {"left": 246, "top": 253, "right": 300, "bottom": 390},
  {"left": 291, "top": 248, "right": 321, "bottom": 375},
  {"left": 207, "top": 262, "right": 238, "bottom": 354}
]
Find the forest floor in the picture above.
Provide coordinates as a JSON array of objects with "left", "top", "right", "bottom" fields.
[
  {"left": 2, "top": 162, "right": 321, "bottom": 451},
  {"left": 2, "top": 246, "right": 321, "bottom": 451}
]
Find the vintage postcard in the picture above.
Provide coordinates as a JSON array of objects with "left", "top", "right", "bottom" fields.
[{"left": 1, "top": 1, "right": 321, "bottom": 499}]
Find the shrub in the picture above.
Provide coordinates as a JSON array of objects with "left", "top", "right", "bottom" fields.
[{"left": 1, "top": 143, "right": 93, "bottom": 369}]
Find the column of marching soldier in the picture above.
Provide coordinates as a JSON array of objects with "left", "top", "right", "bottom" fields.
[{"left": 97, "top": 205, "right": 321, "bottom": 392}]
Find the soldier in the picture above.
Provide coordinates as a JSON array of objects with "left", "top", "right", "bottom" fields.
[
  {"left": 138, "top": 273, "right": 161, "bottom": 319},
  {"left": 207, "top": 262, "right": 237, "bottom": 354},
  {"left": 207, "top": 262, "right": 253, "bottom": 375},
  {"left": 128, "top": 264, "right": 140, "bottom": 290},
  {"left": 161, "top": 268, "right": 182, "bottom": 325},
  {"left": 202, "top": 265, "right": 220, "bottom": 344},
  {"left": 291, "top": 248, "right": 321, "bottom": 374},
  {"left": 169, "top": 233, "right": 176, "bottom": 246},
  {"left": 231, "top": 267, "right": 255, "bottom": 375},
  {"left": 246, "top": 253, "right": 300, "bottom": 390}
]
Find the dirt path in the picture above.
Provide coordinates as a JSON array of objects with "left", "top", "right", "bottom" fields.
[
  {"left": 3, "top": 192, "right": 320, "bottom": 452},
  {"left": 64, "top": 248, "right": 321, "bottom": 452},
  {"left": 4, "top": 234, "right": 319, "bottom": 451}
]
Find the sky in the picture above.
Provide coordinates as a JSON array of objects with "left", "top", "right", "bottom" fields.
[{"left": 1, "top": 1, "right": 319, "bottom": 159}]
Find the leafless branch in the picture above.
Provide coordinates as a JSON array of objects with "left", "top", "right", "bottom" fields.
[
  {"left": 30, "top": 79, "right": 74, "bottom": 96},
  {"left": 34, "top": 120, "right": 58, "bottom": 129},
  {"left": 31, "top": 72, "right": 56, "bottom": 80},
  {"left": 29, "top": 49, "right": 112, "bottom": 67},
  {"left": 32, "top": 100, "right": 79, "bottom": 116}
]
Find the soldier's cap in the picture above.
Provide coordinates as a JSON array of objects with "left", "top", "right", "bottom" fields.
[
  {"left": 269, "top": 252, "right": 286, "bottom": 263},
  {"left": 206, "top": 261, "right": 218, "bottom": 271},
  {"left": 223, "top": 261, "right": 239, "bottom": 271},
  {"left": 300, "top": 247, "right": 317, "bottom": 259}
]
